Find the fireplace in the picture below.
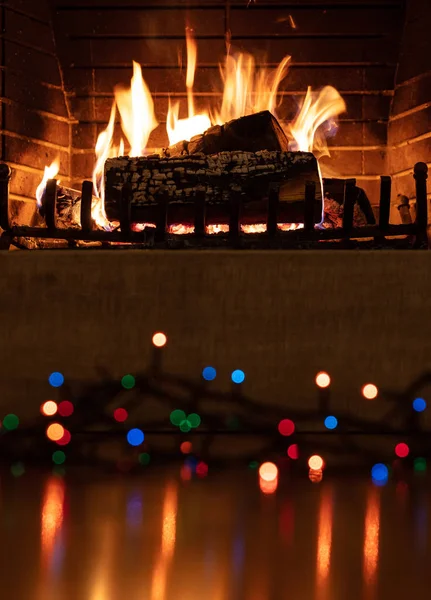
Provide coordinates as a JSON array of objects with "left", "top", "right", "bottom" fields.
[{"left": 0, "top": 0, "right": 429, "bottom": 247}]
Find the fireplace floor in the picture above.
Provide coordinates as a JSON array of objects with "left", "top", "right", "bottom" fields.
[{"left": 0, "top": 469, "right": 428, "bottom": 600}]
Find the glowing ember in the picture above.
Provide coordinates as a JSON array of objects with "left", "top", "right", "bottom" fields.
[
  {"left": 163, "top": 223, "right": 303, "bottom": 235},
  {"left": 36, "top": 159, "right": 60, "bottom": 208}
]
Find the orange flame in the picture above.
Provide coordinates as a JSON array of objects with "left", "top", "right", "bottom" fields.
[
  {"left": 167, "top": 28, "right": 211, "bottom": 145},
  {"left": 36, "top": 159, "right": 60, "bottom": 208},
  {"left": 213, "top": 52, "right": 291, "bottom": 125},
  {"left": 36, "top": 28, "right": 346, "bottom": 233},
  {"left": 287, "top": 85, "right": 346, "bottom": 156},
  {"left": 115, "top": 61, "right": 158, "bottom": 157}
]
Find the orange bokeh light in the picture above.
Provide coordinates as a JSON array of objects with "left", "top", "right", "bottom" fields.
[
  {"left": 362, "top": 383, "right": 378, "bottom": 400},
  {"left": 259, "top": 476, "right": 278, "bottom": 495},
  {"left": 41, "top": 401, "right": 58, "bottom": 417},
  {"left": 258, "top": 461, "right": 278, "bottom": 482},
  {"left": 308, "top": 455, "right": 324, "bottom": 471},
  {"left": 315, "top": 372, "right": 331, "bottom": 388},
  {"left": 152, "top": 332, "right": 167, "bottom": 347},
  {"left": 46, "top": 423, "right": 65, "bottom": 442}
]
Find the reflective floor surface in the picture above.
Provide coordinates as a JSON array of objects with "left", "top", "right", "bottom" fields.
[{"left": 0, "top": 469, "right": 429, "bottom": 599}]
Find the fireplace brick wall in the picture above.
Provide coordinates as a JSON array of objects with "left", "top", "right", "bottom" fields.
[
  {"left": 388, "top": 0, "right": 431, "bottom": 212},
  {"left": 50, "top": 0, "right": 405, "bottom": 208},
  {"left": 0, "top": 0, "right": 72, "bottom": 225}
]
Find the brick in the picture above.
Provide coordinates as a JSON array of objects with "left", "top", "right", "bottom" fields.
[
  {"left": 4, "top": 69, "right": 69, "bottom": 117},
  {"left": 363, "top": 150, "right": 388, "bottom": 175},
  {"left": 5, "top": 41, "right": 61, "bottom": 86},
  {"left": 389, "top": 105, "right": 431, "bottom": 146},
  {"left": 230, "top": 35, "right": 399, "bottom": 65},
  {"left": 9, "top": 168, "right": 43, "bottom": 201},
  {"left": 5, "top": 9, "right": 55, "bottom": 53},
  {"left": 389, "top": 138, "right": 431, "bottom": 174},
  {"left": 4, "top": 136, "right": 70, "bottom": 175},
  {"left": 391, "top": 73, "right": 431, "bottom": 116},
  {"left": 4, "top": 104, "right": 70, "bottom": 147},
  {"left": 319, "top": 150, "right": 362, "bottom": 176},
  {"left": 71, "top": 152, "right": 95, "bottom": 179},
  {"left": 54, "top": 8, "right": 225, "bottom": 36},
  {"left": 229, "top": 6, "right": 403, "bottom": 36}
]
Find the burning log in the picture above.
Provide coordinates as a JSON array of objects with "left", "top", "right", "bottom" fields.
[
  {"left": 165, "top": 111, "right": 289, "bottom": 157},
  {"left": 104, "top": 150, "right": 322, "bottom": 226}
]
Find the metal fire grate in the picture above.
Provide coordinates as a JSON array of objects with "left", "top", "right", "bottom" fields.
[{"left": 0, "top": 162, "right": 428, "bottom": 250}]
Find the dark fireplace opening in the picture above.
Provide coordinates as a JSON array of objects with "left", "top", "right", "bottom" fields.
[{"left": 0, "top": 0, "right": 429, "bottom": 248}]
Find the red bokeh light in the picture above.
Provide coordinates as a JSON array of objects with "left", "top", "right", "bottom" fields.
[
  {"left": 278, "top": 419, "right": 295, "bottom": 436},
  {"left": 287, "top": 444, "right": 299, "bottom": 460},
  {"left": 180, "top": 464, "right": 192, "bottom": 481},
  {"left": 56, "top": 429, "right": 71, "bottom": 446},
  {"left": 180, "top": 441, "right": 192, "bottom": 454},
  {"left": 58, "top": 401, "right": 74, "bottom": 417},
  {"left": 113, "top": 408, "right": 128, "bottom": 423},
  {"left": 395, "top": 442, "right": 409, "bottom": 458},
  {"left": 196, "top": 461, "right": 208, "bottom": 477}
]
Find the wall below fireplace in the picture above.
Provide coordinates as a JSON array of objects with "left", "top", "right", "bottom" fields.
[{"left": 1, "top": 250, "right": 431, "bottom": 429}]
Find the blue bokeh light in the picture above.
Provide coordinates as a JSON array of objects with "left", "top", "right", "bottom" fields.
[
  {"left": 371, "top": 463, "right": 388, "bottom": 482},
  {"left": 48, "top": 372, "right": 64, "bottom": 388},
  {"left": 231, "top": 369, "right": 245, "bottom": 384},
  {"left": 202, "top": 366, "right": 217, "bottom": 381},
  {"left": 413, "top": 397, "right": 427, "bottom": 412},
  {"left": 127, "top": 428, "right": 145, "bottom": 447},
  {"left": 324, "top": 415, "right": 338, "bottom": 430}
]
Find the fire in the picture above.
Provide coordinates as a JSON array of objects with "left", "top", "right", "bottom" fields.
[
  {"left": 287, "top": 86, "right": 346, "bottom": 156},
  {"left": 166, "top": 28, "right": 211, "bottom": 145},
  {"left": 91, "top": 61, "right": 157, "bottom": 229},
  {"left": 35, "top": 28, "right": 347, "bottom": 234},
  {"left": 212, "top": 52, "right": 291, "bottom": 125},
  {"left": 115, "top": 61, "right": 158, "bottom": 157},
  {"left": 36, "top": 159, "right": 60, "bottom": 208}
]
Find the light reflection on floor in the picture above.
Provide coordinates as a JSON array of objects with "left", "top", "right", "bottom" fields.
[{"left": 0, "top": 469, "right": 429, "bottom": 600}]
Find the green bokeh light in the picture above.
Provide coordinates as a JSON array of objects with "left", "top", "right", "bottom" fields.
[
  {"left": 52, "top": 450, "right": 66, "bottom": 465},
  {"left": 53, "top": 466, "right": 66, "bottom": 477},
  {"left": 180, "top": 419, "right": 192, "bottom": 433},
  {"left": 11, "top": 462, "right": 25, "bottom": 477},
  {"left": 249, "top": 460, "right": 258, "bottom": 469},
  {"left": 121, "top": 374, "right": 135, "bottom": 390},
  {"left": 3, "top": 414, "right": 19, "bottom": 431},
  {"left": 414, "top": 457, "right": 427, "bottom": 472},
  {"left": 170, "top": 409, "right": 186, "bottom": 426},
  {"left": 139, "top": 452, "right": 150, "bottom": 466},
  {"left": 188, "top": 413, "right": 201, "bottom": 428}
]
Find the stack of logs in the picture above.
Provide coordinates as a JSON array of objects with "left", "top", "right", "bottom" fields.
[{"left": 42, "top": 110, "right": 371, "bottom": 230}]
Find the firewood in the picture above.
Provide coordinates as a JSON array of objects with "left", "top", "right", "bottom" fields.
[
  {"left": 164, "top": 111, "right": 289, "bottom": 157},
  {"left": 104, "top": 150, "right": 322, "bottom": 225}
]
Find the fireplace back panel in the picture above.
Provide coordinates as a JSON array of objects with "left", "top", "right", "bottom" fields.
[
  {"left": 3, "top": 0, "right": 431, "bottom": 225},
  {"left": 50, "top": 0, "right": 405, "bottom": 206}
]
